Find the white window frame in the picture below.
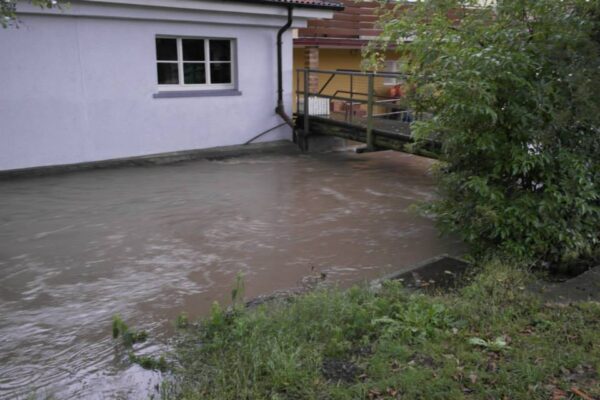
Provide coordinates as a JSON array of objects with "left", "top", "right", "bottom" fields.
[
  {"left": 156, "top": 36, "right": 236, "bottom": 91},
  {"left": 383, "top": 60, "right": 401, "bottom": 86}
]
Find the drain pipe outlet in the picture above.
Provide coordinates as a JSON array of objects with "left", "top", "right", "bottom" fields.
[{"left": 275, "top": 6, "right": 294, "bottom": 129}]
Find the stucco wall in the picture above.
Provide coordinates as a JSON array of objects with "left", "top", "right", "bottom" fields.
[{"left": 0, "top": 5, "right": 300, "bottom": 171}]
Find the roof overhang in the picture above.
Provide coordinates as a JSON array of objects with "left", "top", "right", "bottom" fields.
[
  {"left": 16, "top": 0, "right": 338, "bottom": 28},
  {"left": 224, "top": 0, "right": 344, "bottom": 11}
]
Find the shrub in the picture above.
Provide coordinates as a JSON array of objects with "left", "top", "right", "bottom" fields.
[{"left": 367, "top": 0, "right": 600, "bottom": 263}]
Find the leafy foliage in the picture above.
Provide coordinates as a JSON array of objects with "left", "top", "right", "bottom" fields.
[
  {"left": 372, "top": 299, "right": 453, "bottom": 341},
  {"left": 1, "top": 0, "right": 63, "bottom": 28},
  {"left": 366, "top": 0, "right": 600, "bottom": 263}
]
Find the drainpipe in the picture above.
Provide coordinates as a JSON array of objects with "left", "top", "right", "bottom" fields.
[
  {"left": 246, "top": 6, "right": 295, "bottom": 146},
  {"left": 275, "top": 6, "right": 295, "bottom": 129}
]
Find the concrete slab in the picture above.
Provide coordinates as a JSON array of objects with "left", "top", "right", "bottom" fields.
[
  {"left": 371, "top": 255, "right": 471, "bottom": 292},
  {"left": 0, "top": 140, "right": 300, "bottom": 179},
  {"left": 532, "top": 266, "right": 600, "bottom": 304}
]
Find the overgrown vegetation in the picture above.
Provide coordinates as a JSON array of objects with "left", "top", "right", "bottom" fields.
[
  {"left": 366, "top": 0, "right": 600, "bottom": 264},
  {"left": 160, "top": 262, "right": 599, "bottom": 399}
]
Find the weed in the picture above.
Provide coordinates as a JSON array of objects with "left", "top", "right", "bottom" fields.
[
  {"left": 230, "top": 271, "right": 245, "bottom": 308},
  {"left": 165, "top": 260, "right": 600, "bottom": 399},
  {"left": 111, "top": 314, "right": 147, "bottom": 348},
  {"left": 129, "top": 353, "right": 168, "bottom": 372},
  {"left": 175, "top": 312, "right": 189, "bottom": 330}
]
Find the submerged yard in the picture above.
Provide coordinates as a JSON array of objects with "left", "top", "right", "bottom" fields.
[
  {"left": 0, "top": 147, "right": 462, "bottom": 399},
  {"left": 2, "top": 147, "right": 597, "bottom": 400}
]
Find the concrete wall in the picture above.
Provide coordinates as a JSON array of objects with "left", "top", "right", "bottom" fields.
[{"left": 0, "top": 1, "right": 330, "bottom": 171}]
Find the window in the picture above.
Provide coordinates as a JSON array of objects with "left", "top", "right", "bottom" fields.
[
  {"left": 155, "top": 37, "right": 235, "bottom": 90},
  {"left": 383, "top": 60, "right": 401, "bottom": 86}
]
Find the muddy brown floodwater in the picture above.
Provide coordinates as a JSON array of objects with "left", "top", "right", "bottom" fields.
[{"left": 0, "top": 149, "right": 463, "bottom": 399}]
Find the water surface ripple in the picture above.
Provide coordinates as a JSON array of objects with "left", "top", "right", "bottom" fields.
[{"left": 0, "top": 150, "right": 462, "bottom": 399}]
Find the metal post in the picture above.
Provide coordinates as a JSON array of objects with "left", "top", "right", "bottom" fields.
[
  {"left": 296, "top": 69, "right": 300, "bottom": 116},
  {"left": 303, "top": 68, "right": 310, "bottom": 150},
  {"left": 349, "top": 74, "right": 353, "bottom": 125},
  {"left": 366, "top": 73, "right": 375, "bottom": 150}
]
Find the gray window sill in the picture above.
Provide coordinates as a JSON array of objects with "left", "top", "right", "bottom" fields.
[{"left": 153, "top": 89, "right": 242, "bottom": 99}]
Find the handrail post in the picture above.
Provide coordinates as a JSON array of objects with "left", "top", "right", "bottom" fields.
[
  {"left": 303, "top": 68, "right": 310, "bottom": 151},
  {"left": 366, "top": 73, "right": 375, "bottom": 150},
  {"left": 349, "top": 74, "right": 353, "bottom": 125},
  {"left": 296, "top": 68, "right": 300, "bottom": 116}
]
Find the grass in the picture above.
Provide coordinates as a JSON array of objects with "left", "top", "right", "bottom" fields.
[{"left": 161, "top": 261, "right": 600, "bottom": 399}]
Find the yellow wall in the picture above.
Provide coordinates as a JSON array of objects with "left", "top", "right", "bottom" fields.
[{"left": 292, "top": 48, "right": 399, "bottom": 114}]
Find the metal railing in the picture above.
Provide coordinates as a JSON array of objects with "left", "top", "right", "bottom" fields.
[{"left": 295, "top": 68, "right": 427, "bottom": 150}]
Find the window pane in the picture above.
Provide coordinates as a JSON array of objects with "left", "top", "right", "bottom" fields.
[
  {"left": 156, "top": 38, "right": 177, "bottom": 61},
  {"left": 209, "top": 40, "right": 231, "bottom": 61},
  {"left": 157, "top": 63, "right": 179, "bottom": 84},
  {"left": 182, "top": 39, "right": 205, "bottom": 61},
  {"left": 184, "top": 63, "right": 206, "bottom": 84},
  {"left": 210, "top": 63, "right": 232, "bottom": 84}
]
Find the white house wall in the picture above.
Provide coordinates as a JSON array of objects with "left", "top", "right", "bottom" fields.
[{"left": 0, "top": 1, "right": 323, "bottom": 171}]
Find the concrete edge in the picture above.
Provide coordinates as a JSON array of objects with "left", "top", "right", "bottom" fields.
[
  {"left": 0, "top": 140, "right": 300, "bottom": 180},
  {"left": 369, "top": 254, "right": 469, "bottom": 289},
  {"left": 374, "top": 254, "right": 451, "bottom": 283},
  {"left": 242, "top": 255, "right": 471, "bottom": 310},
  {"left": 532, "top": 265, "right": 600, "bottom": 304}
]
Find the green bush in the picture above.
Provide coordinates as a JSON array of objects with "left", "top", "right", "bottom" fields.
[{"left": 367, "top": 0, "right": 600, "bottom": 263}]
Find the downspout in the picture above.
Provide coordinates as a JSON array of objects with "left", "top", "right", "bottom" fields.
[
  {"left": 245, "top": 5, "right": 296, "bottom": 146},
  {"left": 275, "top": 5, "right": 294, "bottom": 129}
]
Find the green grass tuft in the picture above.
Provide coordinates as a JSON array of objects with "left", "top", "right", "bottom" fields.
[
  {"left": 111, "top": 314, "right": 148, "bottom": 348},
  {"left": 163, "top": 261, "right": 600, "bottom": 399}
]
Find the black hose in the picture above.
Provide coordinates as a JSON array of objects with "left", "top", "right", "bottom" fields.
[{"left": 244, "top": 122, "right": 287, "bottom": 145}]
